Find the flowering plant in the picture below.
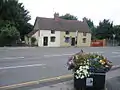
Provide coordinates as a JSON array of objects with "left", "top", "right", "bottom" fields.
[{"left": 67, "top": 50, "right": 112, "bottom": 79}]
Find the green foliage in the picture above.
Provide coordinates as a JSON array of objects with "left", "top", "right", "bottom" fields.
[
  {"left": 60, "top": 13, "right": 78, "bottom": 20},
  {"left": 84, "top": 17, "right": 97, "bottom": 40},
  {"left": 113, "top": 25, "right": 120, "bottom": 42},
  {"left": 0, "top": 0, "right": 33, "bottom": 40},
  {"left": 96, "top": 19, "right": 113, "bottom": 39},
  {"left": 0, "top": 21, "right": 20, "bottom": 46},
  {"left": 31, "top": 37, "right": 36, "bottom": 45}
]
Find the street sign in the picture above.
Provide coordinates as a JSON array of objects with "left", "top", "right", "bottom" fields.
[{"left": 86, "top": 78, "right": 93, "bottom": 86}]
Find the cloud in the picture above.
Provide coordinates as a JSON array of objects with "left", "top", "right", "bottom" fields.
[{"left": 19, "top": 0, "right": 120, "bottom": 25}]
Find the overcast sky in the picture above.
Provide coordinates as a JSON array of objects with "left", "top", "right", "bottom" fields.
[{"left": 19, "top": 0, "right": 120, "bottom": 26}]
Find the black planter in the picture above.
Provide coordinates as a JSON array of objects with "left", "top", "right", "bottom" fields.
[{"left": 74, "top": 73, "right": 106, "bottom": 90}]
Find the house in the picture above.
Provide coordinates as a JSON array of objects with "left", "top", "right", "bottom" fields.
[{"left": 26, "top": 13, "right": 91, "bottom": 47}]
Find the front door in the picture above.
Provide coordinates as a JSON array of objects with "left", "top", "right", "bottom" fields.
[
  {"left": 71, "top": 38, "right": 76, "bottom": 46},
  {"left": 43, "top": 37, "right": 48, "bottom": 46}
]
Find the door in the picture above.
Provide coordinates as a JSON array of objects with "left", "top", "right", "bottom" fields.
[
  {"left": 43, "top": 37, "right": 48, "bottom": 46},
  {"left": 71, "top": 38, "right": 76, "bottom": 46}
]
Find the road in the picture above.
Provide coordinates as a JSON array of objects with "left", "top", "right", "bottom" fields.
[
  {"left": 106, "top": 68, "right": 120, "bottom": 90},
  {"left": 0, "top": 47, "right": 120, "bottom": 87}
]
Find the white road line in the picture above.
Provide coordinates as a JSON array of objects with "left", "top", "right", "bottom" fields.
[
  {"left": 111, "top": 55, "right": 120, "bottom": 57},
  {"left": 88, "top": 52, "right": 104, "bottom": 54},
  {"left": 112, "top": 52, "right": 120, "bottom": 54},
  {"left": 44, "top": 53, "right": 74, "bottom": 57},
  {"left": 0, "top": 64, "right": 46, "bottom": 70},
  {"left": 1, "top": 57, "right": 25, "bottom": 60},
  {"left": 1, "top": 52, "right": 104, "bottom": 60},
  {"left": 44, "top": 52, "right": 104, "bottom": 57}
]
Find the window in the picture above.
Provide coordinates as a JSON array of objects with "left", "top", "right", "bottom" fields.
[
  {"left": 65, "top": 37, "right": 70, "bottom": 43},
  {"left": 83, "top": 38, "right": 86, "bottom": 43},
  {"left": 83, "top": 32, "right": 87, "bottom": 36},
  {"left": 66, "top": 31, "right": 69, "bottom": 35},
  {"left": 51, "top": 30, "right": 55, "bottom": 34},
  {"left": 50, "top": 37, "right": 56, "bottom": 42}
]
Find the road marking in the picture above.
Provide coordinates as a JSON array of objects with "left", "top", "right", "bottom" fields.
[
  {"left": 0, "top": 64, "right": 119, "bottom": 89},
  {"left": 1, "top": 57, "right": 25, "bottom": 60},
  {"left": 0, "top": 74, "right": 73, "bottom": 89},
  {"left": 44, "top": 53, "right": 74, "bottom": 57},
  {"left": 0, "top": 64, "right": 46, "bottom": 70},
  {"left": 43, "top": 52, "right": 104, "bottom": 57},
  {"left": 110, "top": 55, "right": 120, "bottom": 57},
  {"left": 112, "top": 52, "right": 120, "bottom": 54},
  {"left": 0, "top": 51, "right": 104, "bottom": 60}
]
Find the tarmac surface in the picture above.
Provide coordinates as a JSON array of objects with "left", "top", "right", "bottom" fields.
[{"left": 0, "top": 47, "right": 120, "bottom": 90}]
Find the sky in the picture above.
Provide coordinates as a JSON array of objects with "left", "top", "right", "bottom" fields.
[{"left": 19, "top": 0, "right": 120, "bottom": 26}]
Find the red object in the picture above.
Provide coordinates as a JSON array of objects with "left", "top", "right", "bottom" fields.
[{"left": 91, "top": 40, "right": 106, "bottom": 47}]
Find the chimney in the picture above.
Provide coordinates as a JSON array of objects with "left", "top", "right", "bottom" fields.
[{"left": 54, "top": 13, "right": 59, "bottom": 21}]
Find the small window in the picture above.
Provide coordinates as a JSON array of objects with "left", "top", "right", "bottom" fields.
[
  {"left": 66, "top": 31, "right": 69, "bottom": 35},
  {"left": 65, "top": 37, "right": 70, "bottom": 43},
  {"left": 83, "top": 38, "right": 86, "bottom": 43},
  {"left": 83, "top": 32, "right": 87, "bottom": 36},
  {"left": 51, "top": 30, "right": 55, "bottom": 34},
  {"left": 50, "top": 37, "right": 56, "bottom": 42}
]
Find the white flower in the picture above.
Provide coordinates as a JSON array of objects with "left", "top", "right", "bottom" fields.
[
  {"left": 85, "top": 66, "right": 89, "bottom": 69},
  {"left": 87, "top": 74, "right": 90, "bottom": 77},
  {"left": 79, "top": 67, "right": 83, "bottom": 71},
  {"left": 76, "top": 70, "right": 80, "bottom": 74},
  {"left": 81, "top": 75, "right": 84, "bottom": 79},
  {"left": 76, "top": 76, "right": 79, "bottom": 79},
  {"left": 75, "top": 55, "right": 78, "bottom": 59}
]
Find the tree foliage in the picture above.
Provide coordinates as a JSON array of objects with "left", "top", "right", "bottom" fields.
[
  {"left": 0, "top": 21, "right": 20, "bottom": 46},
  {"left": 0, "top": 0, "right": 33, "bottom": 40},
  {"left": 84, "top": 17, "right": 96, "bottom": 40},
  {"left": 95, "top": 19, "right": 113, "bottom": 39},
  {"left": 60, "top": 13, "right": 78, "bottom": 20},
  {"left": 113, "top": 25, "right": 120, "bottom": 41}
]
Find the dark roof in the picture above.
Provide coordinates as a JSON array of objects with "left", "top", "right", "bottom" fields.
[
  {"left": 28, "top": 30, "right": 39, "bottom": 37},
  {"left": 33, "top": 16, "right": 91, "bottom": 33}
]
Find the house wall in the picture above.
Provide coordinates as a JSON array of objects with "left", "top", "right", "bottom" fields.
[
  {"left": 32, "top": 31, "right": 39, "bottom": 45},
  {"left": 60, "top": 31, "right": 91, "bottom": 47},
  {"left": 24, "top": 36, "right": 29, "bottom": 45},
  {"left": 60, "top": 31, "right": 76, "bottom": 47},
  {"left": 38, "top": 30, "right": 60, "bottom": 47},
  {"left": 77, "top": 33, "right": 91, "bottom": 46}
]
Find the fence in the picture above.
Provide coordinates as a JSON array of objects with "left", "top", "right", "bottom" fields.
[
  {"left": 91, "top": 39, "right": 119, "bottom": 47},
  {"left": 91, "top": 39, "right": 106, "bottom": 47}
]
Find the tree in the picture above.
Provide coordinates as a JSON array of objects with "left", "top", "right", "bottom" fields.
[
  {"left": 83, "top": 17, "right": 96, "bottom": 40},
  {"left": 0, "top": 21, "right": 20, "bottom": 46},
  {"left": 60, "top": 13, "right": 78, "bottom": 20},
  {"left": 0, "top": 0, "right": 33, "bottom": 40},
  {"left": 113, "top": 25, "right": 120, "bottom": 41},
  {"left": 96, "top": 19, "right": 113, "bottom": 39}
]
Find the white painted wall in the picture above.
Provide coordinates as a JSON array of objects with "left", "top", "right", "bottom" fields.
[
  {"left": 32, "top": 31, "right": 39, "bottom": 45},
  {"left": 38, "top": 30, "right": 60, "bottom": 47}
]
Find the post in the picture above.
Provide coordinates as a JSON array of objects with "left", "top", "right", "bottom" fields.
[
  {"left": 75, "top": 30, "right": 78, "bottom": 47},
  {"left": 113, "top": 34, "right": 116, "bottom": 46}
]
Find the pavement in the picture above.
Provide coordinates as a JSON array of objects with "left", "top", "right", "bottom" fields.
[{"left": 0, "top": 47, "right": 120, "bottom": 89}]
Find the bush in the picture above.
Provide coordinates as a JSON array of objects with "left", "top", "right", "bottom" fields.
[
  {"left": 0, "top": 21, "right": 20, "bottom": 46},
  {"left": 31, "top": 37, "right": 36, "bottom": 45}
]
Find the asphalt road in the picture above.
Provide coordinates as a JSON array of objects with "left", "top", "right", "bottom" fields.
[
  {"left": 0, "top": 47, "right": 120, "bottom": 87},
  {"left": 106, "top": 68, "right": 120, "bottom": 90}
]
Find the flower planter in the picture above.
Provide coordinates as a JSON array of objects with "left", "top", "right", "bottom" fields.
[
  {"left": 67, "top": 50, "right": 112, "bottom": 90},
  {"left": 74, "top": 72, "right": 106, "bottom": 90}
]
